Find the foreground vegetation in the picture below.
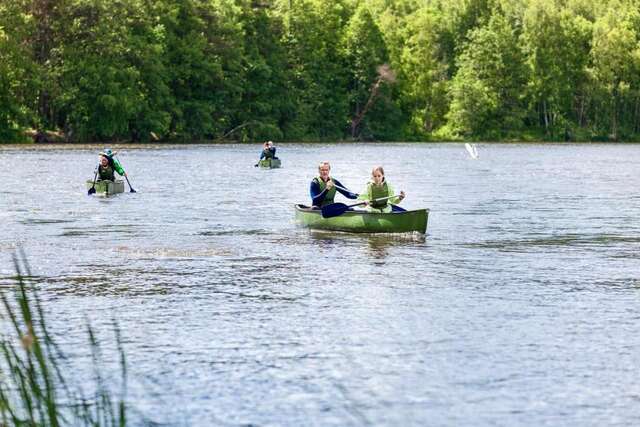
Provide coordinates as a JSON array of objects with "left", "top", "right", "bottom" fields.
[
  {"left": 0, "top": 252, "right": 129, "bottom": 426},
  {"left": 2, "top": 0, "right": 640, "bottom": 142}
]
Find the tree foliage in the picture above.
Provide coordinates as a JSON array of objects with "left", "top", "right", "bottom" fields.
[{"left": 1, "top": 0, "right": 640, "bottom": 142}]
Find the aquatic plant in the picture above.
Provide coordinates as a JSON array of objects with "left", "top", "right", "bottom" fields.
[{"left": 0, "top": 251, "right": 128, "bottom": 426}]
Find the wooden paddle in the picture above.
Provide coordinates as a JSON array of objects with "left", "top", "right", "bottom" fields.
[
  {"left": 87, "top": 167, "right": 99, "bottom": 195},
  {"left": 321, "top": 195, "right": 397, "bottom": 218}
]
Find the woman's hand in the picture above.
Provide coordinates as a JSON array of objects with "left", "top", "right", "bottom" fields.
[
  {"left": 325, "top": 180, "right": 334, "bottom": 191},
  {"left": 399, "top": 191, "right": 405, "bottom": 201}
]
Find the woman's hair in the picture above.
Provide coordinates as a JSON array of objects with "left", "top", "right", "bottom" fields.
[
  {"left": 372, "top": 166, "right": 385, "bottom": 176},
  {"left": 318, "top": 161, "right": 331, "bottom": 171}
]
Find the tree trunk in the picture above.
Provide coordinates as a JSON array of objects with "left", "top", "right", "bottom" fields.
[
  {"left": 611, "top": 83, "right": 619, "bottom": 141},
  {"left": 351, "top": 78, "right": 382, "bottom": 139},
  {"left": 542, "top": 100, "right": 549, "bottom": 135}
]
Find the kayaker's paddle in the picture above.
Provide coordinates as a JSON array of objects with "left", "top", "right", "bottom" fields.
[
  {"left": 124, "top": 174, "right": 136, "bottom": 193},
  {"left": 321, "top": 195, "right": 397, "bottom": 218},
  {"left": 87, "top": 167, "right": 99, "bottom": 195},
  {"left": 114, "top": 155, "right": 136, "bottom": 192}
]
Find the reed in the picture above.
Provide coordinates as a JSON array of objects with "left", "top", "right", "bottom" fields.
[{"left": 0, "top": 251, "right": 128, "bottom": 426}]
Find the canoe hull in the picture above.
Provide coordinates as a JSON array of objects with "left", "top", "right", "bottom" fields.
[
  {"left": 86, "top": 179, "right": 124, "bottom": 196},
  {"left": 258, "top": 158, "right": 281, "bottom": 168},
  {"left": 294, "top": 204, "right": 428, "bottom": 234}
]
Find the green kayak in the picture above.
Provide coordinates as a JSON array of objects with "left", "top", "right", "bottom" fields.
[
  {"left": 294, "top": 204, "right": 429, "bottom": 234},
  {"left": 258, "top": 158, "right": 281, "bottom": 168},
  {"left": 86, "top": 179, "right": 125, "bottom": 196}
]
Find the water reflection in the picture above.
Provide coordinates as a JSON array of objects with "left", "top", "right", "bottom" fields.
[{"left": 306, "top": 230, "right": 426, "bottom": 260}]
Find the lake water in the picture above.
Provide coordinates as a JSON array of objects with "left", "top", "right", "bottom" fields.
[{"left": 1, "top": 143, "right": 639, "bottom": 426}]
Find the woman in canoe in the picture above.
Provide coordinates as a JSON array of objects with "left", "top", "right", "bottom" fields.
[
  {"left": 97, "top": 149, "right": 127, "bottom": 181},
  {"left": 359, "top": 166, "right": 406, "bottom": 213},
  {"left": 310, "top": 161, "right": 358, "bottom": 208}
]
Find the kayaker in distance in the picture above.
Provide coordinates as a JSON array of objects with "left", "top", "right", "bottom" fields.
[
  {"left": 260, "top": 141, "right": 277, "bottom": 160},
  {"left": 97, "top": 149, "right": 127, "bottom": 181},
  {"left": 310, "top": 161, "right": 358, "bottom": 208},
  {"left": 358, "top": 166, "right": 406, "bottom": 213}
]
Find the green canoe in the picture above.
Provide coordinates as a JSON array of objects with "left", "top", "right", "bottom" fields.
[
  {"left": 86, "top": 179, "right": 125, "bottom": 196},
  {"left": 294, "top": 204, "right": 429, "bottom": 234},
  {"left": 258, "top": 158, "right": 281, "bottom": 168}
]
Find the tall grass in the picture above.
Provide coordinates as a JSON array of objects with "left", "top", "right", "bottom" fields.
[{"left": 0, "top": 251, "right": 128, "bottom": 426}]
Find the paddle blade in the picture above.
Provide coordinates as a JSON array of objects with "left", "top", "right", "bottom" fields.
[
  {"left": 465, "top": 143, "right": 479, "bottom": 159},
  {"left": 321, "top": 203, "right": 350, "bottom": 218},
  {"left": 88, "top": 187, "right": 96, "bottom": 195},
  {"left": 129, "top": 188, "right": 136, "bottom": 193}
]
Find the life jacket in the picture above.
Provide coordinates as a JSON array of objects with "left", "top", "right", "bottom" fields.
[
  {"left": 98, "top": 164, "right": 115, "bottom": 181},
  {"left": 262, "top": 148, "right": 274, "bottom": 159},
  {"left": 313, "top": 176, "right": 336, "bottom": 207},
  {"left": 368, "top": 180, "right": 389, "bottom": 208}
]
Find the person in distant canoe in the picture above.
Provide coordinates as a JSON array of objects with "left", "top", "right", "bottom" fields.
[
  {"left": 310, "top": 161, "right": 358, "bottom": 208},
  {"left": 260, "top": 140, "right": 278, "bottom": 160},
  {"left": 358, "top": 166, "right": 406, "bottom": 213},
  {"left": 97, "top": 149, "right": 127, "bottom": 181}
]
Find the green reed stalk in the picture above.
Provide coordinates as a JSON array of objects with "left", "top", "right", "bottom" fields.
[{"left": 0, "top": 251, "right": 129, "bottom": 426}]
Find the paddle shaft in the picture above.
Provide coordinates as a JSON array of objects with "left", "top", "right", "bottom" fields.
[
  {"left": 321, "top": 195, "right": 399, "bottom": 218},
  {"left": 88, "top": 167, "right": 99, "bottom": 195},
  {"left": 123, "top": 174, "right": 136, "bottom": 193},
  {"left": 115, "top": 155, "right": 136, "bottom": 192},
  {"left": 346, "top": 194, "right": 397, "bottom": 208}
]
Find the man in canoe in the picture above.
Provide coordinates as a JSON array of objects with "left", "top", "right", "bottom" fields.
[
  {"left": 358, "top": 166, "right": 406, "bottom": 213},
  {"left": 310, "top": 161, "right": 359, "bottom": 208},
  {"left": 260, "top": 140, "right": 278, "bottom": 160},
  {"left": 97, "top": 149, "right": 127, "bottom": 181}
]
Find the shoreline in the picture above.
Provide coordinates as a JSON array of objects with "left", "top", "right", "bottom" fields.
[{"left": 1, "top": 140, "right": 639, "bottom": 150}]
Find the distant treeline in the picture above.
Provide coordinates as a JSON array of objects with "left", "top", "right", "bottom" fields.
[{"left": 2, "top": 0, "right": 640, "bottom": 143}]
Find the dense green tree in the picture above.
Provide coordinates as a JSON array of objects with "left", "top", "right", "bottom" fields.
[
  {"left": 0, "top": 2, "right": 36, "bottom": 141},
  {"left": 392, "top": 6, "right": 449, "bottom": 138},
  {"left": 281, "top": 0, "right": 350, "bottom": 140},
  {"left": 521, "top": 0, "right": 592, "bottom": 139},
  {"left": 341, "top": 4, "right": 400, "bottom": 140},
  {"left": 3, "top": 0, "right": 640, "bottom": 143},
  {"left": 232, "top": 2, "right": 291, "bottom": 141},
  {"left": 447, "top": 11, "right": 529, "bottom": 138},
  {"left": 161, "top": 0, "right": 245, "bottom": 140},
  {"left": 52, "top": 0, "right": 170, "bottom": 141},
  {"left": 589, "top": 3, "right": 640, "bottom": 139}
]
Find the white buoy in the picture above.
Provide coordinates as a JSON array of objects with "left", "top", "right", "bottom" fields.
[{"left": 465, "top": 143, "right": 479, "bottom": 159}]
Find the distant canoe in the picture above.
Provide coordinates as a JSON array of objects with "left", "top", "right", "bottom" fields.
[
  {"left": 258, "top": 158, "right": 281, "bottom": 168},
  {"left": 294, "top": 204, "right": 428, "bottom": 234},
  {"left": 86, "top": 179, "right": 124, "bottom": 196}
]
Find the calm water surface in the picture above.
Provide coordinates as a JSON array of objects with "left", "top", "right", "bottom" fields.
[{"left": 1, "top": 143, "right": 639, "bottom": 426}]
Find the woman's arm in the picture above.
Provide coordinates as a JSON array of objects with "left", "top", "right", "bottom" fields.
[{"left": 387, "top": 183, "right": 404, "bottom": 204}]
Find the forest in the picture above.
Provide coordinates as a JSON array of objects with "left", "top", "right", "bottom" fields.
[{"left": 1, "top": 0, "right": 640, "bottom": 142}]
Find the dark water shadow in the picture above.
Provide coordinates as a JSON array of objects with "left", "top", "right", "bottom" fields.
[
  {"left": 19, "top": 218, "right": 76, "bottom": 225},
  {"left": 465, "top": 233, "right": 640, "bottom": 253},
  {"left": 197, "top": 228, "right": 271, "bottom": 237}
]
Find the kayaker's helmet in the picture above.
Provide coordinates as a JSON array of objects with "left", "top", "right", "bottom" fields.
[{"left": 99, "top": 148, "right": 117, "bottom": 158}]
